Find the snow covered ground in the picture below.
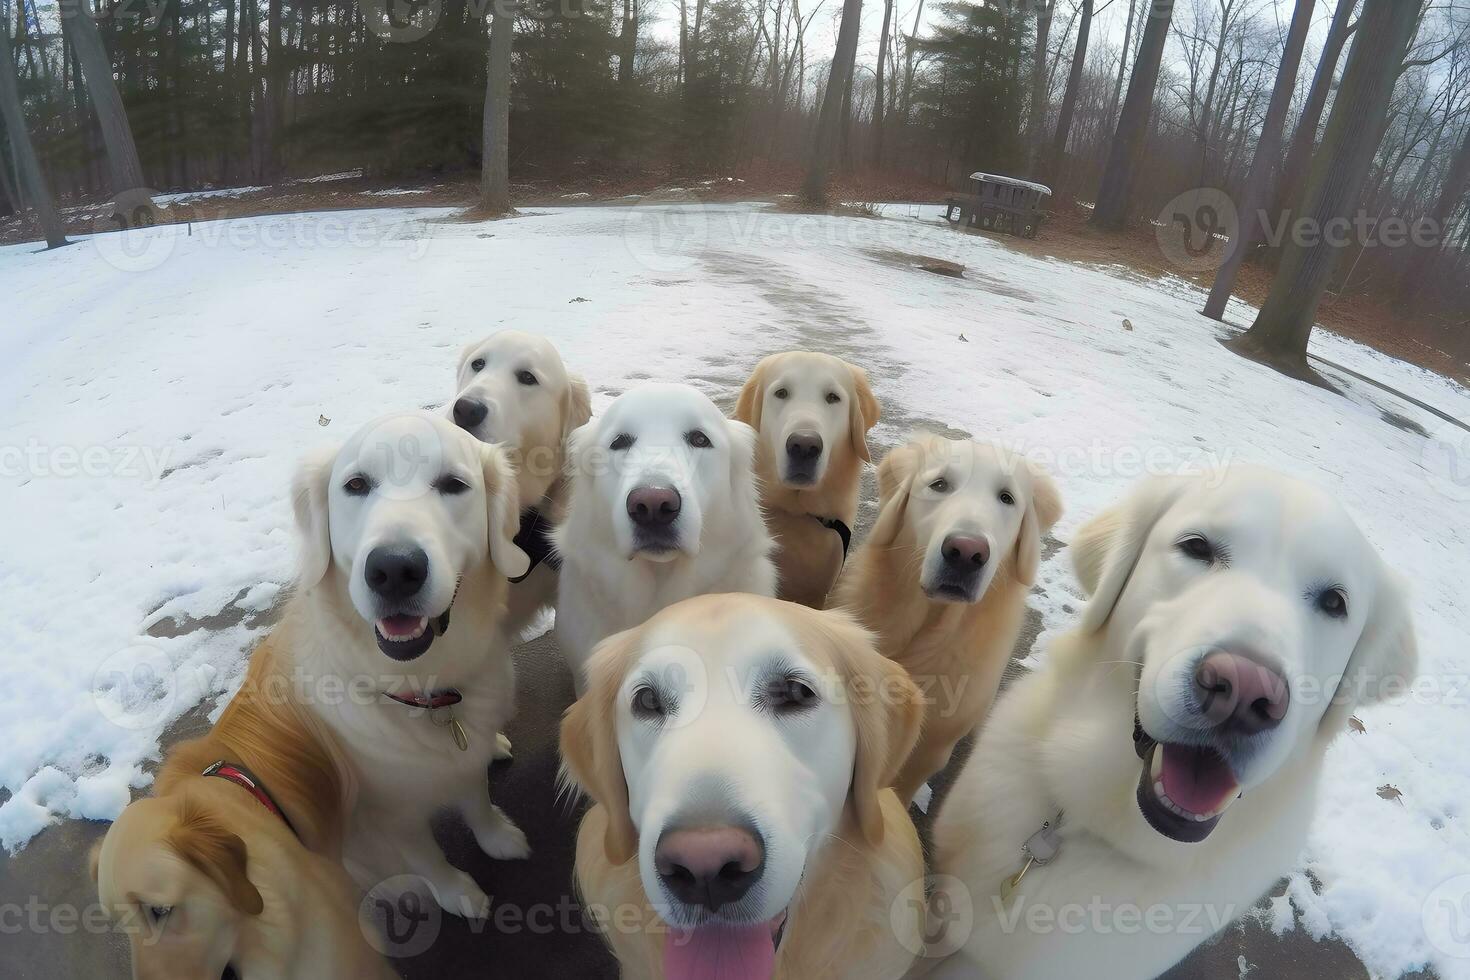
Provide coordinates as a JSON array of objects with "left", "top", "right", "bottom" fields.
[{"left": 1, "top": 202, "right": 1468, "bottom": 977}]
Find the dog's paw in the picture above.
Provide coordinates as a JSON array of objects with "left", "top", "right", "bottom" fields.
[
  {"left": 493, "top": 732, "right": 514, "bottom": 761},
  {"left": 426, "top": 870, "right": 491, "bottom": 920},
  {"left": 474, "top": 810, "right": 532, "bottom": 861}
]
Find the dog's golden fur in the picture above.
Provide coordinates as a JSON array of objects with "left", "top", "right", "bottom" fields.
[
  {"left": 734, "top": 352, "right": 880, "bottom": 609},
  {"left": 562, "top": 596, "right": 927, "bottom": 980},
  {"left": 833, "top": 435, "right": 1062, "bottom": 804},
  {"left": 90, "top": 638, "right": 392, "bottom": 979}
]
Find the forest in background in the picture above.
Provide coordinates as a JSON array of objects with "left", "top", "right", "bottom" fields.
[{"left": 1, "top": 0, "right": 1468, "bottom": 376}]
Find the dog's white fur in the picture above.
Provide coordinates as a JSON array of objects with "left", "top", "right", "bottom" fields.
[
  {"left": 450, "top": 330, "right": 592, "bottom": 638},
  {"left": 925, "top": 466, "right": 1417, "bottom": 980},
  {"left": 289, "top": 411, "right": 533, "bottom": 919},
  {"left": 552, "top": 383, "right": 775, "bottom": 692},
  {"left": 563, "top": 593, "right": 927, "bottom": 980}
]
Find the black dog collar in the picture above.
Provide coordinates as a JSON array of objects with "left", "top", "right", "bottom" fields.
[
  {"left": 510, "top": 507, "right": 561, "bottom": 584},
  {"left": 811, "top": 515, "right": 853, "bottom": 561}
]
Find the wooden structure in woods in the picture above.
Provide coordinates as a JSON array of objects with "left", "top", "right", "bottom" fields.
[{"left": 944, "top": 172, "right": 1051, "bottom": 239}]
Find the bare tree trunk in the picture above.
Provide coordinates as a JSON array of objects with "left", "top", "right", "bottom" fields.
[
  {"left": 1273, "top": 0, "right": 1357, "bottom": 221},
  {"left": 479, "top": 2, "right": 513, "bottom": 214},
  {"left": 618, "top": 0, "right": 637, "bottom": 88},
  {"left": 1397, "top": 125, "right": 1470, "bottom": 303},
  {"left": 1226, "top": 0, "right": 1420, "bottom": 382},
  {"left": 0, "top": 18, "right": 67, "bottom": 248},
  {"left": 873, "top": 0, "right": 891, "bottom": 168},
  {"left": 1024, "top": 1, "right": 1055, "bottom": 168},
  {"left": 1105, "top": 0, "right": 1136, "bottom": 132},
  {"left": 800, "top": 0, "right": 861, "bottom": 205},
  {"left": 1203, "top": 0, "right": 1314, "bottom": 320},
  {"left": 899, "top": 0, "right": 924, "bottom": 122},
  {"left": 1044, "top": 0, "right": 1092, "bottom": 187},
  {"left": 263, "top": 0, "right": 284, "bottom": 180},
  {"left": 62, "top": 0, "right": 149, "bottom": 195},
  {"left": 1092, "top": 0, "right": 1174, "bottom": 230}
]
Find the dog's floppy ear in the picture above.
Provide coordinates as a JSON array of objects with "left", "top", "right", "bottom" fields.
[
  {"left": 803, "top": 607, "right": 922, "bottom": 848},
  {"left": 733, "top": 358, "right": 768, "bottom": 432},
  {"left": 169, "top": 799, "right": 263, "bottom": 916},
  {"left": 481, "top": 442, "right": 531, "bottom": 579},
  {"left": 868, "top": 440, "right": 921, "bottom": 548},
  {"left": 1014, "top": 460, "right": 1063, "bottom": 586},
  {"left": 563, "top": 373, "right": 593, "bottom": 438},
  {"left": 1321, "top": 566, "right": 1418, "bottom": 735},
  {"left": 1072, "top": 476, "right": 1187, "bottom": 633},
  {"left": 291, "top": 443, "right": 339, "bottom": 589},
  {"left": 560, "top": 628, "right": 641, "bottom": 865},
  {"left": 724, "top": 419, "right": 765, "bottom": 528},
  {"left": 847, "top": 364, "right": 880, "bottom": 464}
]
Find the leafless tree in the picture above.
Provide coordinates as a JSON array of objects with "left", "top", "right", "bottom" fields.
[{"left": 0, "top": 16, "right": 67, "bottom": 247}]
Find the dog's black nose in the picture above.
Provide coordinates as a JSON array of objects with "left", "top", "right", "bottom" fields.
[
  {"left": 453, "top": 397, "right": 488, "bottom": 430},
  {"left": 365, "top": 546, "right": 429, "bottom": 601},
  {"left": 942, "top": 534, "right": 990, "bottom": 571},
  {"left": 1194, "top": 651, "right": 1290, "bottom": 735},
  {"left": 655, "top": 826, "right": 764, "bottom": 913},
  {"left": 627, "top": 486, "right": 681, "bottom": 527},
  {"left": 786, "top": 431, "right": 823, "bottom": 461}
]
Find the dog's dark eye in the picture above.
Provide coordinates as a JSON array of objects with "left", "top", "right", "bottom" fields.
[
  {"left": 773, "top": 387, "right": 789, "bottom": 400},
  {"left": 470, "top": 358, "right": 486, "bottom": 372},
  {"left": 929, "top": 477, "right": 950, "bottom": 494},
  {"left": 766, "top": 677, "right": 818, "bottom": 712},
  {"left": 515, "top": 370, "right": 538, "bottom": 386},
  {"left": 435, "top": 475, "right": 470, "bottom": 496},
  {"left": 344, "top": 476, "right": 370, "bottom": 496},
  {"left": 610, "top": 433, "right": 635, "bottom": 451},
  {"left": 825, "top": 392, "right": 841, "bottom": 404},
  {"left": 685, "top": 430, "right": 712, "bottom": 449},
  {"left": 1177, "top": 534, "right": 1215, "bottom": 563},
  {"left": 1316, "top": 587, "right": 1349, "bottom": 619},
  {"left": 998, "top": 489, "right": 1016, "bottom": 506},
  {"left": 631, "top": 686, "right": 664, "bottom": 717},
  {"left": 146, "top": 905, "right": 172, "bottom": 923}
]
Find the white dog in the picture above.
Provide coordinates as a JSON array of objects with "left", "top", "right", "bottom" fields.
[
  {"left": 924, "top": 466, "right": 1417, "bottom": 980},
  {"left": 289, "top": 411, "right": 533, "bottom": 919},
  {"left": 449, "top": 330, "right": 592, "bottom": 639},
  {"left": 552, "top": 383, "right": 775, "bottom": 692},
  {"left": 563, "top": 593, "right": 927, "bottom": 980}
]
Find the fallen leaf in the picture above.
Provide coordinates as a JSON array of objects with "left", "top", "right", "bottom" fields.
[
  {"left": 958, "top": 333, "right": 969, "bottom": 343},
  {"left": 569, "top": 296, "right": 590, "bottom": 303},
  {"left": 1122, "top": 318, "right": 1134, "bottom": 331},
  {"left": 317, "top": 414, "right": 331, "bottom": 427},
  {"left": 1348, "top": 716, "right": 1366, "bottom": 734},
  {"left": 1377, "top": 784, "right": 1402, "bottom": 803}
]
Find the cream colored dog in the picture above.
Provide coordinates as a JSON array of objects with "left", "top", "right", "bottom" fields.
[
  {"left": 926, "top": 467, "right": 1416, "bottom": 980},
  {"left": 562, "top": 593, "right": 927, "bottom": 980},
  {"left": 90, "top": 642, "right": 393, "bottom": 980},
  {"left": 450, "top": 330, "right": 592, "bottom": 639},
  {"left": 833, "top": 433, "right": 1061, "bottom": 804},
  {"left": 289, "top": 410, "right": 532, "bottom": 919},
  {"left": 734, "top": 352, "right": 881, "bottom": 608}
]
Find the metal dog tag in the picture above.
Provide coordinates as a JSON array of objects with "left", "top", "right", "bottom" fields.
[{"left": 1023, "top": 819, "right": 1063, "bottom": 864}]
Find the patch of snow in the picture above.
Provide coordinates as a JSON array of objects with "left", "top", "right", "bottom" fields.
[
  {"left": 560, "top": 192, "right": 592, "bottom": 200},
  {"left": 155, "top": 186, "right": 268, "bottom": 205},
  {"left": 1, "top": 203, "right": 1468, "bottom": 980},
  {"left": 363, "top": 188, "right": 431, "bottom": 197},
  {"left": 294, "top": 169, "right": 364, "bottom": 184}
]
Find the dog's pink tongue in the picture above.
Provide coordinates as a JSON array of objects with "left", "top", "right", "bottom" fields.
[
  {"left": 663, "top": 924, "right": 776, "bottom": 980},
  {"left": 1159, "top": 743, "right": 1239, "bottom": 814},
  {"left": 378, "top": 615, "right": 425, "bottom": 637}
]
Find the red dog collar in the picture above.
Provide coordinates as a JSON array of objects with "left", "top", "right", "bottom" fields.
[{"left": 201, "top": 761, "right": 301, "bottom": 841}]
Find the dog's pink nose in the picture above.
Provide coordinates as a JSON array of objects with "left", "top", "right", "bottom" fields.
[
  {"left": 942, "top": 534, "right": 990, "bottom": 570},
  {"left": 627, "top": 486, "right": 681, "bottom": 527},
  {"left": 655, "top": 825, "right": 764, "bottom": 912},
  {"left": 1194, "top": 651, "right": 1290, "bottom": 735}
]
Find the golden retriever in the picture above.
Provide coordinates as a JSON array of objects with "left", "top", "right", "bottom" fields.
[
  {"left": 734, "top": 352, "right": 881, "bottom": 608},
  {"left": 832, "top": 433, "right": 1061, "bottom": 805},
  {"left": 925, "top": 466, "right": 1416, "bottom": 979},
  {"left": 90, "top": 641, "right": 393, "bottom": 980},
  {"left": 450, "top": 329, "right": 593, "bottom": 639},
  {"left": 561, "top": 592, "right": 927, "bottom": 980}
]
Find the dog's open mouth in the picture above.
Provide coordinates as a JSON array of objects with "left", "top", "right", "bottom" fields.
[
  {"left": 664, "top": 912, "right": 786, "bottom": 980},
  {"left": 374, "top": 614, "right": 435, "bottom": 661},
  {"left": 1136, "top": 741, "right": 1240, "bottom": 843}
]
